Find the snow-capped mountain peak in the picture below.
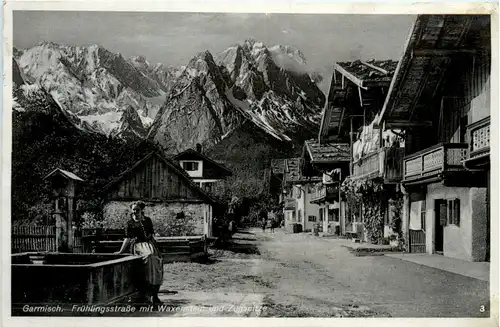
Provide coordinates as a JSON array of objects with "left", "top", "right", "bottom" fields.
[
  {"left": 16, "top": 40, "right": 326, "bottom": 150},
  {"left": 14, "top": 42, "right": 177, "bottom": 139}
]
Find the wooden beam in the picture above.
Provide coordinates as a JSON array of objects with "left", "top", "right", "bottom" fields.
[
  {"left": 412, "top": 48, "right": 477, "bottom": 57},
  {"left": 385, "top": 120, "right": 432, "bottom": 128},
  {"left": 319, "top": 102, "right": 333, "bottom": 141},
  {"left": 360, "top": 61, "right": 389, "bottom": 75},
  {"left": 358, "top": 86, "right": 364, "bottom": 107},
  {"left": 362, "top": 79, "right": 393, "bottom": 88},
  {"left": 334, "top": 63, "right": 367, "bottom": 90},
  {"left": 431, "top": 57, "right": 451, "bottom": 99}
]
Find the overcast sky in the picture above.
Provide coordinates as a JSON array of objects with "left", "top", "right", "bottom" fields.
[{"left": 13, "top": 12, "right": 416, "bottom": 92}]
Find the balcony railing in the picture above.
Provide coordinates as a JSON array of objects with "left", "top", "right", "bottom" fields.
[
  {"left": 311, "top": 184, "right": 338, "bottom": 203},
  {"left": 466, "top": 116, "right": 490, "bottom": 160},
  {"left": 352, "top": 147, "right": 404, "bottom": 182},
  {"left": 403, "top": 143, "right": 468, "bottom": 181}
]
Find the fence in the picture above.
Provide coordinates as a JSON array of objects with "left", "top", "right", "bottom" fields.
[
  {"left": 12, "top": 226, "right": 56, "bottom": 253},
  {"left": 12, "top": 225, "right": 84, "bottom": 253}
]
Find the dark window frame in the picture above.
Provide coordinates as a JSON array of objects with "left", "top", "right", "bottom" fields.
[{"left": 182, "top": 161, "right": 200, "bottom": 172}]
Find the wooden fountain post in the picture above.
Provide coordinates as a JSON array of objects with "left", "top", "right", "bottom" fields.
[{"left": 44, "top": 168, "right": 84, "bottom": 253}]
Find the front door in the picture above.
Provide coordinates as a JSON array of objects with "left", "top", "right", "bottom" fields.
[{"left": 434, "top": 200, "right": 446, "bottom": 254}]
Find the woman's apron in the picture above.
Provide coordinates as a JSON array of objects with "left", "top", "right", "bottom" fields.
[{"left": 130, "top": 221, "right": 164, "bottom": 286}]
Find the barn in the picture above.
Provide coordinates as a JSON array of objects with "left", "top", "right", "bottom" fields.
[{"left": 100, "top": 151, "right": 218, "bottom": 237}]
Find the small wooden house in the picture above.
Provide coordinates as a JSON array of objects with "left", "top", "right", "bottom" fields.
[
  {"left": 101, "top": 151, "right": 218, "bottom": 237},
  {"left": 172, "top": 145, "right": 232, "bottom": 194}
]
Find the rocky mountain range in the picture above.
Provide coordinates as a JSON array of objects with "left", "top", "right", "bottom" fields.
[{"left": 13, "top": 39, "right": 326, "bottom": 151}]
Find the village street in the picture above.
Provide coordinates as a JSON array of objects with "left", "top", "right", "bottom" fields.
[{"left": 152, "top": 228, "right": 490, "bottom": 318}]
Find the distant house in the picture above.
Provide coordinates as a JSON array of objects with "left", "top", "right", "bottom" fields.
[
  {"left": 301, "top": 140, "right": 350, "bottom": 235},
  {"left": 282, "top": 158, "right": 322, "bottom": 233},
  {"left": 172, "top": 144, "right": 232, "bottom": 194},
  {"left": 101, "top": 151, "right": 217, "bottom": 237}
]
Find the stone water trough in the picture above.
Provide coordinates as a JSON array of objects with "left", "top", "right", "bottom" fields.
[{"left": 12, "top": 252, "right": 143, "bottom": 315}]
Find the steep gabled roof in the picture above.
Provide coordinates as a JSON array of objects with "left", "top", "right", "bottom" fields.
[
  {"left": 172, "top": 148, "right": 232, "bottom": 176},
  {"left": 304, "top": 140, "right": 351, "bottom": 164},
  {"left": 45, "top": 168, "right": 84, "bottom": 182},
  {"left": 101, "top": 151, "right": 218, "bottom": 204},
  {"left": 319, "top": 59, "right": 398, "bottom": 143}
]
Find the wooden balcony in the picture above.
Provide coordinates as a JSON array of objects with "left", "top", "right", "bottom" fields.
[
  {"left": 465, "top": 116, "right": 490, "bottom": 166},
  {"left": 403, "top": 143, "right": 470, "bottom": 185},
  {"left": 352, "top": 147, "right": 404, "bottom": 183},
  {"left": 311, "top": 184, "right": 339, "bottom": 204}
]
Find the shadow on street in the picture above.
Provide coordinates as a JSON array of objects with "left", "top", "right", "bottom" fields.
[{"left": 211, "top": 228, "right": 262, "bottom": 255}]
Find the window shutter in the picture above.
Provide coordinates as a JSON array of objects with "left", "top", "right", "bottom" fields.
[
  {"left": 420, "top": 200, "right": 427, "bottom": 231},
  {"left": 454, "top": 199, "right": 460, "bottom": 226},
  {"left": 439, "top": 202, "right": 447, "bottom": 226},
  {"left": 447, "top": 200, "right": 454, "bottom": 225}
]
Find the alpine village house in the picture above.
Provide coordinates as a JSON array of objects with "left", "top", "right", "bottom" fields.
[
  {"left": 101, "top": 151, "right": 219, "bottom": 237},
  {"left": 280, "top": 158, "right": 322, "bottom": 233},
  {"left": 375, "top": 14, "right": 491, "bottom": 262},
  {"left": 274, "top": 14, "right": 491, "bottom": 262},
  {"left": 172, "top": 143, "right": 233, "bottom": 194}
]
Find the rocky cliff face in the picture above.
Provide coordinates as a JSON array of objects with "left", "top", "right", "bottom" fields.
[
  {"left": 14, "top": 42, "right": 179, "bottom": 138},
  {"left": 15, "top": 40, "right": 325, "bottom": 151},
  {"left": 148, "top": 39, "right": 325, "bottom": 153}
]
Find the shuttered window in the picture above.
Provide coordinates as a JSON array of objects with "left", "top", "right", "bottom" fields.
[
  {"left": 445, "top": 199, "right": 461, "bottom": 226},
  {"left": 421, "top": 200, "right": 426, "bottom": 231},
  {"left": 182, "top": 161, "right": 199, "bottom": 171},
  {"left": 452, "top": 199, "right": 460, "bottom": 226}
]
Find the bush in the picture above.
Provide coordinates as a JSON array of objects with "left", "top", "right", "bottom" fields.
[{"left": 81, "top": 212, "right": 104, "bottom": 229}]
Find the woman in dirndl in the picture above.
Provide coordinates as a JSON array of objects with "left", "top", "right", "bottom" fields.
[{"left": 117, "top": 201, "right": 163, "bottom": 305}]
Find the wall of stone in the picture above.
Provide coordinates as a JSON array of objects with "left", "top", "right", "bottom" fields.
[{"left": 102, "top": 201, "right": 206, "bottom": 236}]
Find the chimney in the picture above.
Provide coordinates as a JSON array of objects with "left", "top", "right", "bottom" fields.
[{"left": 196, "top": 143, "right": 202, "bottom": 153}]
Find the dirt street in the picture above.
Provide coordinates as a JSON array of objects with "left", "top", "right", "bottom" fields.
[{"left": 157, "top": 228, "right": 490, "bottom": 317}]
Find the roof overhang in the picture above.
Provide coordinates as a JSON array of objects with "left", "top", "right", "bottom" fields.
[
  {"left": 375, "top": 15, "right": 483, "bottom": 127},
  {"left": 334, "top": 63, "right": 366, "bottom": 89}
]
